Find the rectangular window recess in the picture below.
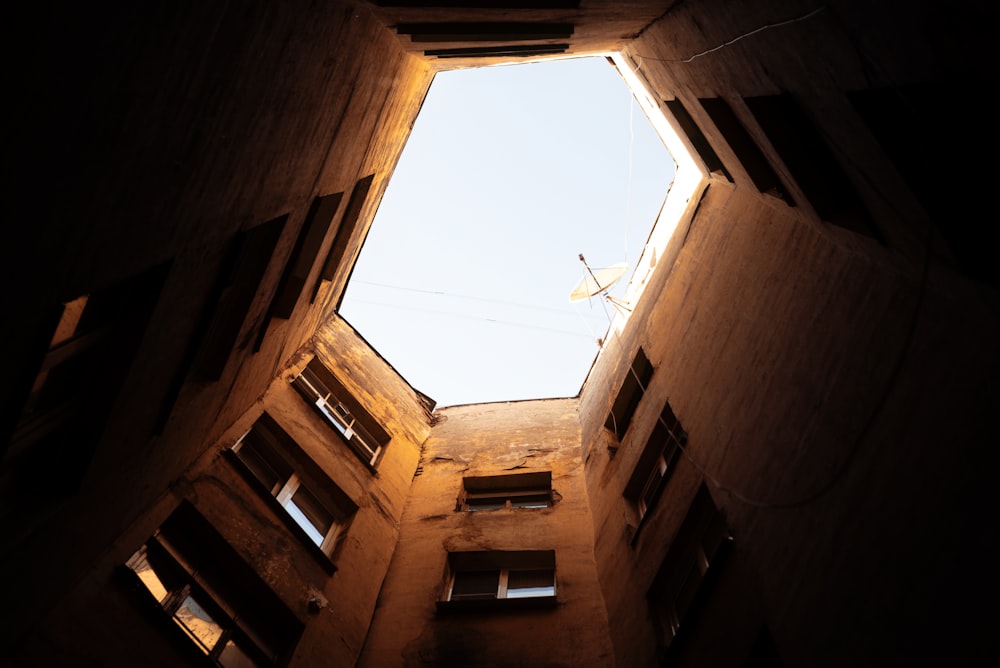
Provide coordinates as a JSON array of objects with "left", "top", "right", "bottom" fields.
[
  {"left": 647, "top": 485, "right": 732, "bottom": 655},
  {"left": 229, "top": 413, "right": 356, "bottom": 566},
  {"left": 291, "top": 357, "right": 390, "bottom": 469},
  {"left": 397, "top": 22, "right": 574, "bottom": 42},
  {"left": 745, "top": 93, "right": 883, "bottom": 243},
  {"left": 606, "top": 347, "right": 654, "bottom": 442},
  {"left": 665, "top": 99, "right": 732, "bottom": 182},
  {"left": 270, "top": 192, "right": 343, "bottom": 320},
  {"left": 699, "top": 97, "right": 795, "bottom": 205},
  {"left": 459, "top": 471, "right": 553, "bottom": 511},
  {"left": 192, "top": 215, "right": 287, "bottom": 381},
  {"left": 425, "top": 44, "right": 569, "bottom": 58},
  {"left": 849, "top": 85, "right": 994, "bottom": 281},
  {"left": 374, "top": 1, "right": 580, "bottom": 8},
  {"left": 439, "top": 550, "right": 557, "bottom": 612},
  {"left": 321, "top": 176, "right": 373, "bottom": 285},
  {"left": 120, "top": 501, "right": 302, "bottom": 667},
  {"left": 3, "top": 261, "right": 171, "bottom": 500},
  {"left": 625, "top": 402, "right": 686, "bottom": 534}
]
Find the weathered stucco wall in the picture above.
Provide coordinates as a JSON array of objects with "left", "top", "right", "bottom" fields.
[
  {"left": 2, "top": 2, "right": 433, "bottom": 661},
  {"left": 13, "top": 315, "right": 432, "bottom": 667},
  {"left": 579, "top": 1, "right": 1000, "bottom": 664},
  {"left": 359, "top": 398, "right": 615, "bottom": 667}
]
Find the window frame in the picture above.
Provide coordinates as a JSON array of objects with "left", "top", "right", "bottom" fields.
[
  {"left": 458, "top": 471, "right": 553, "bottom": 512},
  {"left": 290, "top": 357, "right": 389, "bottom": 469},
  {"left": 647, "top": 485, "right": 732, "bottom": 656},
  {"left": 624, "top": 402, "right": 686, "bottom": 532},
  {"left": 605, "top": 347, "right": 654, "bottom": 444},
  {"left": 228, "top": 413, "right": 355, "bottom": 565},
  {"left": 437, "top": 550, "right": 558, "bottom": 613},
  {"left": 120, "top": 502, "right": 302, "bottom": 667}
]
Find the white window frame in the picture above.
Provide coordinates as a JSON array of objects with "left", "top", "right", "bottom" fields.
[
  {"left": 446, "top": 567, "right": 556, "bottom": 601},
  {"left": 293, "top": 366, "right": 383, "bottom": 467},
  {"left": 231, "top": 432, "right": 341, "bottom": 555}
]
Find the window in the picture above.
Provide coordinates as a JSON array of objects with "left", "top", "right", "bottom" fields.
[
  {"left": 269, "top": 192, "right": 344, "bottom": 320},
  {"left": 230, "top": 413, "right": 355, "bottom": 559},
  {"left": 324, "top": 175, "right": 375, "bottom": 306},
  {"left": 459, "top": 471, "right": 553, "bottom": 511},
  {"left": 648, "top": 485, "right": 731, "bottom": 654},
  {"left": 699, "top": 97, "right": 794, "bottom": 204},
  {"left": 291, "top": 357, "right": 390, "bottom": 468},
  {"left": 121, "top": 502, "right": 301, "bottom": 667},
  {"left": 745, "top": 93, "right": 882, "bottom": 242},
  {"left": 2, "top": 262, "right": 170, "bottom": 501},
  {"left": 664, "top": 99, "right": 732, "bottom": 181},
  {"left": 624, "top": 402, "right": 686, "bottom": 523},
  {"left": 848, "top": 84, "right": 994, "bottom": 283},
  {"left": 192, "top": 215, "right": 287, "bottom": 381},
  {"left": 606, "top": 347, "right": 654, "bottom": 442},
  {"left": 439, "top": 550, "right": 557, "bottom": 611}
]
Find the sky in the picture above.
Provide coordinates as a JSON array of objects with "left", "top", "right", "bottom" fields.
[{"left": 339, "top": 56, "right": 675, "bottom": 408}]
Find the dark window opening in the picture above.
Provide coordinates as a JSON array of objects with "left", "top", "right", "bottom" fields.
[
  {"left": 270, "top": 192, "right": 344, "bottom": 320},
  {"left": 624, "top": 402, "right": 686, "bottom": 526},
  {"left": 459, "top": 471, "right": 553, "bottom": 511},
  {"left": 120, "top": 501, "right": 302, "bottom": 667},
  {"left": 606, "top": 347, "right": 654, "bottom": 442},
  {"left": 665, "top": 99, "right": 732, "bottom": 182},
  {"left": 700, "top": 97, "right": 794, "bottom": 204},
  {"left": 191, "top": 215, "right": 287, "bottom": 382},
  {"left": 325, "top": 175, "right": 376, "bottom": 306},
  {"left": 742, "top": 625, "right": 785, "bottom": 668},
  {"left": 848, "top": 84, "right": 998, "bottom": 283},
  {"left": 258, "top": 193, "right": 343, "bottom": 328},
  {"left": 648, "top": 485, "right": 731, "bottom": 659},
  {"left": 745, "top": 93, "right": 882, "bottom": 242},
  {"left": 1, "top": 261, "right": 170, "bottom": 507}
]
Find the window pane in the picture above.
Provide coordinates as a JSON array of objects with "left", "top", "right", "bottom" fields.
[
  {"left": 466, "top": 495, "right": 507, "bottom": 511},
  {"left": 236, "top": 433, "right": 291, "bottom": 493},
  {"left": 126, "top": 551, "right": 169, "bottom": 603},
  {"left": 451, "top": 570, "right": 500, "bottom": 600},
  {"left": 174, "top": 595, "right": 223, "bottom": 653},
  {"left": 219, "top": 639, "right": 260, "bottom": 668},
  {"left": 284, "top": 499, "right": 326, "bottom": 547},
  {"left": 509, "top": 493, "right": 551, "bottom": 509},
  {"left": 289, "top": 486, "right": 335, "bottom": 543},
  {"left": 506, "top": 569, "right": 555, "bottom": 598}
]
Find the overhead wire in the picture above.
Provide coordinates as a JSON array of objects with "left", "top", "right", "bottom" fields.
[{"left": 346, "top": 297, "right": 598, "bottom": 339}]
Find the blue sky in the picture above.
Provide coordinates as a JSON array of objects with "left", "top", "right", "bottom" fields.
[{"left": 340, "top": 56, "right": 675, "bottom": 408}]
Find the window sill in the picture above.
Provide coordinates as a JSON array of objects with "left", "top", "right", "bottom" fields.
[{"left": 436, "top": 596, "right": 558, "bottom": 614}]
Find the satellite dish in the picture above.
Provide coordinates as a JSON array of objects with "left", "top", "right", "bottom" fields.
[{"left": 569, "top": 261, "right": 629, "bottom": 302}]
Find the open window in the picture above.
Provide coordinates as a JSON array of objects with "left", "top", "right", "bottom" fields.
[
  {"left": 624, "top": 402, "right": 686, "bottom": 527},
  {"left": 699, "top": 97, "right": 794, "bottom": 204},
  {"left": 291, "top": 357, "right": 390, "bottom": 469},
  {"left": 121, "top": 501, "right": 302, "bottom": 667},
  {"left": 745, "top": 93, "right": 882, "bottom": 242},
  {"left": 438, "top": 550, "right": 557, "bottom": 612},
  {"left": 229, "top": 413, "right": 356, "bottom": 563},
  {"left": 648, "top": 485, "right": 731, "bottom": 656},
  {"left": 605, "top": 347, "right": 654, "bottom": 443},
  {"left": 458, "top": 471, "right": 553, "bottom": 511}
]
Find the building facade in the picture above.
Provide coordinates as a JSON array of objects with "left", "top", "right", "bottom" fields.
[{"left": 2, "top": 1, "right": 998, "bottom": 666}]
